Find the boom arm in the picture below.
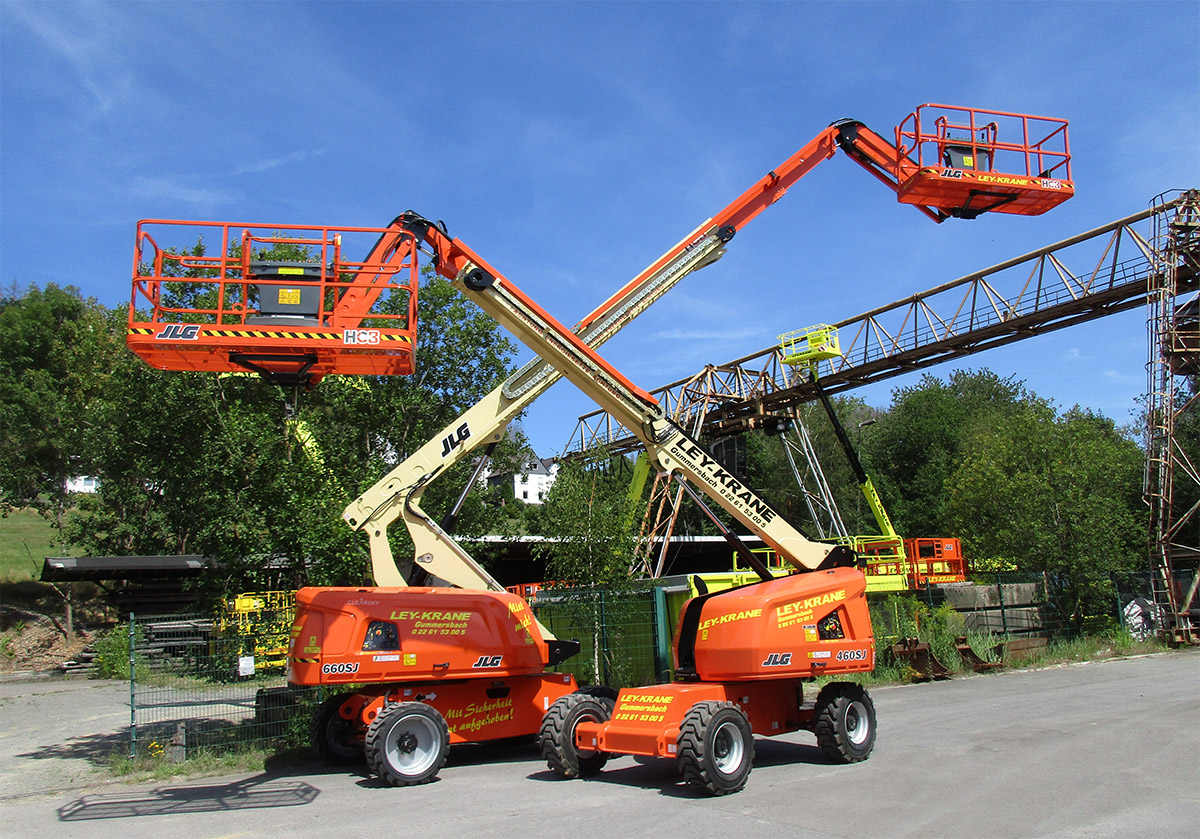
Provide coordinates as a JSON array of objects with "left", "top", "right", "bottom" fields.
[
  {"left": 343, "top": 107, "right": 1069, "bottom": 587},
  {"left": 810, "top": 378, "right": 900, "bottom": 540},
  {"left": 410, "top": 223, "right": 851, "bottom": 572}
]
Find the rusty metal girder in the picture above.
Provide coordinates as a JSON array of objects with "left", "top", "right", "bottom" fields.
[{"left": 567, "top": 195, "right": 1195, "bottom": 457}]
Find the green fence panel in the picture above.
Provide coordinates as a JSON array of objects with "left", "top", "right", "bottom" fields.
[
  {"left": 128, "top": 610, "right": 315, "bottom": 759},
  {"left": 532, "top": 585, "right": 661, "bottom": 689}
]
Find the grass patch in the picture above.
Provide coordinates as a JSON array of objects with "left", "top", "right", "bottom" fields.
[
  {"left": 104, "top": 745, "right": 281, "bottom": 782},
  {"left": 0, "top": 507, "right": 79, "bottom": 582}
]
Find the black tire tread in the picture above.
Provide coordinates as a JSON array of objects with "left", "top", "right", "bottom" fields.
[
  {"left": 676, "top": 700, "right": 754, "bottom": 796},
  {"left": 312, "top": 692, "right": 365, "bottom": 765},
  {"left": 539, "top": 693, "right": 610, "bottom": 779},
  {"left": 814, "top": 682, "right": 876, "bottom": 764}
]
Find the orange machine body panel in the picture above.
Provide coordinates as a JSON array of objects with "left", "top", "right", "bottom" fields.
[
  {"left": 675, "top": 566, "right": 874, "bottom": 682},
  {"left": 326, "top": 671, "right": 577, "bottom": 746},
  {"left": 574, "top": 566, "right": 874, "bottom": 758},
  {"left": 289, "top": 586, "right": 579, "bottom": 744},
  {"left": 289, "top": 586, "right": 554, "bottom": 684},
  {"left": 575, "top": 680, "right": 806, "bottom": 758}
]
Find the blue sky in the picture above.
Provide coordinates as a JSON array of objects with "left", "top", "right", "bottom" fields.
[{"left": 3, "top": 1, "right": 1197, "bottom": 455}]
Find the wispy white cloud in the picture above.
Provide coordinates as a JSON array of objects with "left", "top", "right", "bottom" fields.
[
  {"left": 1103, "top": 368, "right": 1143, "bottom": 386},
  {"left": 129, "top": 177, "right": 237, "bottom": 215},
  {"left": 6, "top": 1, "right": 135, "bottom": 116},
  {"left": 230, "top": 149, "right": 327, "bottom": 177}
]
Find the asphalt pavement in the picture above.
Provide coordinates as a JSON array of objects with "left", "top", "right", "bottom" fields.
[{"left": 0, "top": 652, "right": 1197, "bottom": 838}]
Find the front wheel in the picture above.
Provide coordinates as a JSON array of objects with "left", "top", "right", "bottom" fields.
[
  {"left": 814, "top": 683, "right": 876, "bottom": 764},
  {"left": 365, "top": 701, "right": 450, "bottom": 786},
  {"left": 540, "top": 693, "right": 611, "bottom": 778},
  {"left": 677, "top": 701, "right": 754, "bottom": 796}
]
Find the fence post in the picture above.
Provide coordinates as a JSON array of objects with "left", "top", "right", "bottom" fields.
[
  {"left": 652, "top": 586, "right": 670, "bottom": 681},
  {"left": 128, "top": 613, "right": 136, "bottom": 759},
  {"left": 997, "top": 579, "right": 1009, "bottom": 635}
]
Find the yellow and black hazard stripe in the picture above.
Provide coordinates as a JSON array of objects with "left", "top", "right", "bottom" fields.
[
  {"left": 290, "top": 657, "right": 320, "bottom": 664},
  {"left": 128, "top": 326, "right": 413, "bottom": 344},
  {"left": 208, "top": 327, "right": 343, "bottom": 340}
]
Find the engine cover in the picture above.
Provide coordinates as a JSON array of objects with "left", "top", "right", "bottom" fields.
[
  {"left": 288, "top": 586, "right": 554, "bottom": 685},
  {"left": 675, "top": 566, "right": 874, "bottom": 681}
]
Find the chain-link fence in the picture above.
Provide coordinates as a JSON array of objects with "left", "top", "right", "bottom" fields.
[{"left": 1112, "top": 570, "right": 1169, "bottom": 641}]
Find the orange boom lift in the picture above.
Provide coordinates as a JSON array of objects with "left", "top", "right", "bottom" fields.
[{"left": 127, "top": 104, "right": 1071, "bottom": 789}]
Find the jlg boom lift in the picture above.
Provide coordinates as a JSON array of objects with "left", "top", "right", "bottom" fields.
[
  {"left": 127, "top": 105, "right": 1071, "bottom": 790},
  {"left": 337, "top": 104, "right": 1072, "bottom": 595},
  {"left": 389, "top": 212, "right": 880, "bottom": 794}
]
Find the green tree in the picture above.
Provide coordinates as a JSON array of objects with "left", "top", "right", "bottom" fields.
[
  {"left": 0, "top": 284, "right": 118, "bottom": 519},
  {"left": 537, "top": 452, "right": 637, "bottom": 587},
  {"left": 862, "top": 370, "right": 1043, "bottom": 537},
  {"left": 944, "top": 406, "right": 1145, "bottom": 630},
  {"left": 739, "top": 396, "right": 885, "bottom": 540},
  {"left": 62, "top": 268, "right": 519, "bottom": 597},
  {"left": 536, "top": 451, "right": 639, "bottom": 684}
]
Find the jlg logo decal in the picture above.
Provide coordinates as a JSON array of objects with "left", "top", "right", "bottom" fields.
[
  {"left": 155, "top": 324, "right": 201, "bottom": 340},
  {"left": 441, "top": 422, "right": 471, "bottom": 457},
  {"left": 472, "top": 655, "right": 502, "bottom": 668},
  {"left": 761, "top": 652, "right": 792, "bottom": 667}
]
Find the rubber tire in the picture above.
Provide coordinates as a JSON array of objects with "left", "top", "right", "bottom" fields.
[
  {"left": 312, "top": 692, "right": 365, "bottom": 765},
  {"left": 577, "top": 685, "right": 618, "bottom": 717},
  {"left": 540, "top": 693, "right": 611, "bottom": 778},
  {"left": 365, "top": 701, "right": 450, "bottom": 786},
  {"left": 814, "top": 683, "right": 876, "bottom": 764},
  {"left": 677, "top": 701, "right": 754, "bottom": 796}
]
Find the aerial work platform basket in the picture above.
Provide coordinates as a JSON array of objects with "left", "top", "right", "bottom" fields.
[
  {"left": 889, "top": 104, "right": 1073, "bottom": 218},
  {"left": 127, "top": 219, "right": 421, "bottom": 386}
]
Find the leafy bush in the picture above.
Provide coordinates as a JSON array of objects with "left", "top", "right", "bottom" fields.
[{"left": 91, "top": 622, "right": 145, "bottom": 680}]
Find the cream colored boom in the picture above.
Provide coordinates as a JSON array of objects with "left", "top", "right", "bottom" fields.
[
  {"left": 343, "top": 222, "right": 730, "bottom": 588},
  {"left": 451, "top": 261, "right": 836, "bottom": 572}
]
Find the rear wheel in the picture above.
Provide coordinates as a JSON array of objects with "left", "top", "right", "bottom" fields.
[
  {"left": 313, "top": 692, "right": 365, "bottom": 765},
  {"left": 540, "top": 693, "right": 611, "bottom": 778},
  {"left": 365, "top": 702, "right": 449, "bottom": 786},
  {"left": 814, "top": 683, "right": 876, "bottom": 763},
  {"left": 677, "top": 701, "right": 754, "bottom": 795}
]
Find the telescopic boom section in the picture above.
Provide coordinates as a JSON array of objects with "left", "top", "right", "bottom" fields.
[
  {"left": 406, "top": 220, "right": 848, "bottom": 573},
  {"left": 339, "top": 102, "right": 1072, "bottom": 586}
]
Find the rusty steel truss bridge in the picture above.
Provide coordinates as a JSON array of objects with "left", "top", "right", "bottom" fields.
[{"left": 568, "top": 193, "right": 1198, "bottom": 456}]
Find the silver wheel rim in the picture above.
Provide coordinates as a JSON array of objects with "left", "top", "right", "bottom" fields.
[
  {"left": 845, "top": 700, "right": 870, "bottom": 747},
  {"left": 384, "top": 714, "right": 440, "bottom": 776},
  {"left": 712, "top": 720, "right": 745, "bottom": 776}
]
